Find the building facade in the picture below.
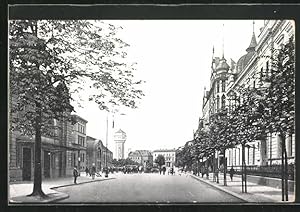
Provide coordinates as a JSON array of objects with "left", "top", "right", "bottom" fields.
[
  {"left": 70, "top": 115, "right": 88, "bottom": 172},
  {"left": 86, "top": 136, "right": 113, "bottom": 172},
  {"left": 128, "top": 150, "right": 153, "bottom": 167},
  {"left": 199, "top": 20, "right": 295, "bottom": 169},
  {"left": 153, "top": 149, "right": 176, "bottom": 167},
  {"left": 9, "top": 111, "right": 82, "bottom": 181},
  {"left": 114, "top": 129, "right": 126, "bottom": 160}
]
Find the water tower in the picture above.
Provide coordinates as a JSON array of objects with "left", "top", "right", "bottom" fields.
[{"left": 114, "top": 129, "right": 126, "bottom": 160}]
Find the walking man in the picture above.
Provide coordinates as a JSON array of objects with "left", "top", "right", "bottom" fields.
[
  {"left": 85, "top": 167, "right": 89, "bottom": 176},
  {"left": 91, "top": 163, "right": 96, "bottom": 179},
  {"left": 73, "top": 166, "right": 79, "bottom": 184},
  {"left": 229, "top": 166, "right": 235, "bottom": 181}
]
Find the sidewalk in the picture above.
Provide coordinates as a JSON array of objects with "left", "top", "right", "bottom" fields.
[
  {"left": 188, "top": 172, "right": 295, "bottom": 203},
  {"left": 9, "top": 172, "right": 117, "bottom": 203}
]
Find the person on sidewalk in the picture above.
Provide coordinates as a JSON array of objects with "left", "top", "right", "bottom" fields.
[
  {"left": 73, "top": 166, "right": 79, "bottom": 184},
  {"left": 229, "top": 166, "right": 235, "bottom": 181},
  {"left": 85, "top": 167, "right": 89, "bottom": 176},
  {"left": 91, "top": 164, "right": 96, "bottom": 179}
]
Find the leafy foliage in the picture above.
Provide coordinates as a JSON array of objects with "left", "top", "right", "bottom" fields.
[
  {"left": 176, "top": 37, "right": 295, "bottom": 171},
  {"left": 9, "top": 20, "right": 145, "bottom": 136},
  {"left": 112, "top": 158, "right": 140, "bottom": 167},
  {"left": 154, "top": 154, "right": 165, "bottom": 168}
]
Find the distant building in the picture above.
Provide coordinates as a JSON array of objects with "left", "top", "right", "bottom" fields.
[
  {"left": 114, "top": 129, "right": 126, "bottom": 160},
  {"left": 71, "top": 115, "right": 88, "bottom": 173},
  {"left": 128, "top": 150, "right": 153, "bottom": 167},
  {"left": 86, "top": 136, "right": 113, "bottom": 172},
  {"left": 153, "top": 149, "right": 176, "bottom": 167}
]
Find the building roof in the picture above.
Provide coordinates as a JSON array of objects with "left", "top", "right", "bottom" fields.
[
  {"left": 153, "top": 148, "right": 176, "bottom": 153},
  {"left": 246, "top": 33, "right": 258, "bottom": 52},
  {"left": 115, "top": 129, "right": 126, "bottom": 134},
  {"left": 216, "top": 58, "right": 230, "bottom": 71},
  {"left": 128, "top": 150, "right": 152, "bottom": 157},
  {"left": 236, "top": 32, "right": 257, "bottom": 73},
  {"left": 71, "top": 114, "right": 88, "bottom": 123}
]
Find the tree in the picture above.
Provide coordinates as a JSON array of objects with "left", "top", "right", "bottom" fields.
[
  {"left": 9, "top": 20, "right": 145, "bottom": 198},
  {"left": 262, "top": 36, "right": 295, "bottom": 201},
  {"left": 112, "top": 158, "right": 139, "bottom": 167},
  {"left": 154, "top": 154, "right": 165, "bottom": 169}
]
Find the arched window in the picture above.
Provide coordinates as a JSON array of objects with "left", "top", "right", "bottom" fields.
[
  {"left": 266, "top": 61, "right": 269, "bottom": 77},
  {"left": 222, "top": 79, "right": 226, "bottom": 92},
  {"left": 216, "top": 80, "right": 220, "bottom": 93},
  {"left": 216, "top": 96, "right": 220, "bottom": 110},
  {"left": 221, "top": 95, "right": 226, "bottom": 108}
]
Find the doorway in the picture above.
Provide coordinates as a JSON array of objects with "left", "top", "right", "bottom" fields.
[
  {"left": 22, "top": 147, "right": 31, "bottom": 181},
  {"left": 44, "top": 150, "right": 51, "bottom": 178}
]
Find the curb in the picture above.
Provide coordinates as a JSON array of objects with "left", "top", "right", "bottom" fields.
[
  {"left": 50, "top": 177, "right": 115, "bottom": 189},
  {"left": 9, "top": 192, "right": 70, "bottom": 204},
  {"left": 9, "top": 177, "right": 116, "bottom": 203},
  {"left": 189, "top": 174, "right": 248, "bottom": 202}
]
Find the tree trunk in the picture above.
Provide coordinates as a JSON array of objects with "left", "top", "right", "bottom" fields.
[
  {"left": 223, "top": 149, "right": 227, "bottom": 186},
  {"left": 279, "top": 133, "right": 287, "bottom": 201},
  {"left": 28, "top": 103, "right": 47, "bottom": 197},
  {"left": 241, "top": 144, "right": 243, "bottom": 193},
  {"left": 213, "top": 152, "right": 216, "bottom": 182},
  {"left": 283, "top": 136, "right": 289, "bottom": 201}
]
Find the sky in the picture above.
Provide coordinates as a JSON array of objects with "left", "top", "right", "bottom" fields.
[{"left": 73, "top": 20, "right": 265, "bottom": 157}]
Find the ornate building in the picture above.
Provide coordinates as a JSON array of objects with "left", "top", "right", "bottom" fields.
[
  {"left": 200, "top": 20, "right": 295, "bottom": 169},
  {"left": 114, "top": 129, "right": 126, "bottom": 160}
]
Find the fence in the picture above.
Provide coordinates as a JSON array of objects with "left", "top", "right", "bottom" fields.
[{"left": 230, "top": 164, "right": 295, "bottom": 180}]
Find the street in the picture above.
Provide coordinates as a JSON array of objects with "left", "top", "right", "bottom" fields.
[{"left": 56, "top": 173, "right": 243, "bottom": 203}]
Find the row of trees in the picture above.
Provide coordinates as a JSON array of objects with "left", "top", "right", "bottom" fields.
[
  {"left": 111, "top": 158, "right": 140, "bottom": 167},
  {"left": 9, "top": 20, "right": 145, "bottom": 197},
  {"left": 176, "top": 37, "right": 295, "bottom": 200}
]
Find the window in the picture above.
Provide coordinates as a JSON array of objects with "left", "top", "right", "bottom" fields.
[
  {"left": 72, "top": 152, "right": 76, "bottom": 167},
  {"left": 216, "top": 96, "right": 220, "bottom": 110},
  {"left": 78, "top": 124, "right": 85, "bottom": 134},
  {"left": 217, "top": 80, "right": 220, "bottom": 93},
  {"left": 80, "top": 153, "right": 85, "bottom": 162},
  {"left": 234, "top": 149, "right": 236, "bottom": 166},
  {"left": 287, "top": 135, "right": 293, "bottom": 157},
  {"left": 222, "top": 80, "right": 226, "bottom": 92},
  {"left": 260, "top": 67, "right": 263, "bottom": 81},
  {"left": 78, "top": 135, "right": 85, "bottom": 146},
  {"left": 266, "top": 61, "right": 269, "bottom": 77},
  {"left": 221, "top": 95, "right": 226, "bottom": 108}
]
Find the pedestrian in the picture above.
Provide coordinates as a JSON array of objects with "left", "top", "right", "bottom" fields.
[
  {"left": 91, "top": 163, "right": 96, "bottom": 179},
  {"left": 162, "top": 166, "right": 166, "bottom": 175},
  {"left": 229, "top": 166, "right": 235, "bottom": 181},
  {"left": 73, "top": 166, "right": 79, "bottom": 184},
  {"left": 85, "top": 167, "right": 89, "bottom": 176}
]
